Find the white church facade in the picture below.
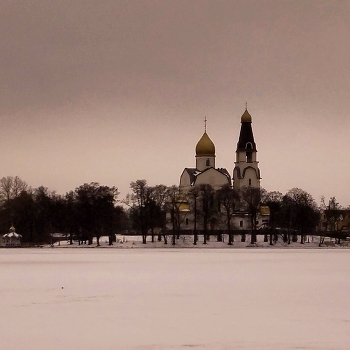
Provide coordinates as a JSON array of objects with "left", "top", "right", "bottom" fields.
[
  {"left": 179, "top": 130, "right": 231, "bottom": 190},
  {"left": 176, "top": 108, "right": 269, "bottom": 233}
]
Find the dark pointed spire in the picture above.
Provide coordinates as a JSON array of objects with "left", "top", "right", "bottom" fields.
[{"left": 236, "top": 109, "right": 256, "bottom": 152}]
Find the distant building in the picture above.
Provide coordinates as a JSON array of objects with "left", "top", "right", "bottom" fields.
[
  {"left": 173, "top": 108, "right": 269, "bottom": 233},
  {"left": 1, "top": 226, "right": 22, "bottom": 247},
  {"left": 180, "top": 108, "right": 261, "bottom": 192},
  {"left": 319, "top": 209, "right": 350, "bottom": 233}
]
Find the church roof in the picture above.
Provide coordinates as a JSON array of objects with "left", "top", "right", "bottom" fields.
[
  {"left": 3, "top": 226, "right": 22, "bottom": 239},
  {"left": 3, "top": 232, "right": 22, "bottom": 238},
  {"left": 216, "top": 168, "right": 231, "bottom": 179},
  {"left": 183, "top": 168, "right": 199, "bottom": 186},
  {"left": 195, "top": 132, "right": 215, "bottom": 156},
  {"left": 183, "top": 167, "right": 231, "bottom": 186},
  {"left": 236, "top": 109, "right": 257, "bottom": 152}
]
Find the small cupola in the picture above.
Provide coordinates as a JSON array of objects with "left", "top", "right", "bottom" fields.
[{"left": 241, "top": 109, "right": 252, "bottom": 123}]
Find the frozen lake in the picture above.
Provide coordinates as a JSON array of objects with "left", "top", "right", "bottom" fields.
[{"left": 1, "top": 249, "right": 349, "bottom": 350}]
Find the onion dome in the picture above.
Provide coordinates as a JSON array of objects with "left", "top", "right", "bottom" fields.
[
  {"left": 195, "top": 132, "right": 215, "bottom": 156},
  {"left": 241, "top": 109, "right": 252, "bottom": 123}
]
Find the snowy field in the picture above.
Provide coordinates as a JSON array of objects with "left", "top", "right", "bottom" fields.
[{"left": 1, "top": 249, "right": 349, "bottom": 350}]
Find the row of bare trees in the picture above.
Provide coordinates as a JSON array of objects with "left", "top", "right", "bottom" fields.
[
  {"left": 125, "top": 180, "right": 321, "bottom": 246},
  {"left": 263, "top": 188, "right": 321, "bottom": 244},
  {"left": 0, "top": 175, "right": 325, "bottom": 246},
  {"left": 124, "top": 181, "right": 169, "bottom": 244}
]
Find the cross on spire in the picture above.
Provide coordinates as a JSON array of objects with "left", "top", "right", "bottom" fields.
[
  {"left": 204, "top": 116, "right": 207, "bottom": 133},
  {"left": 245, "top": 101, "right": 248, "bottom": 110}
]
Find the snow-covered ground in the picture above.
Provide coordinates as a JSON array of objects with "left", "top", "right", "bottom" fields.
[
  {"left": 52, "top": 233, "right": 349, "bottom": 249},
  {"left": 1, "top": 248, "right": 349, "bottom": 350}
]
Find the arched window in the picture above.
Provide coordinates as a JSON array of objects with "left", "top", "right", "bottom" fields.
[
  {"left": 206, "top": 159, "right": 210, "bottom": 166},
  {"left": 185, "top": 218, "right": 189, "bottom": 225},
  {"left": 246, "top": 142, "right": 253, "bottom": 149}
]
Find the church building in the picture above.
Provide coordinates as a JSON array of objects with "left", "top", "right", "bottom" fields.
[
  {"left": 176, "top": 107, "right": 268, "bottom": 233},
  {"left": 180, "top": 108, "right": 261, "bottom": 191},
  {"left": 179, "top": 120, "right": 231, "bottom": 190}
]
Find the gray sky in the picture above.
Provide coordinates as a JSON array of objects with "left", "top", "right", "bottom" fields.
[{"left": 1, "top": 0, "right": 349, "bottom": 205}]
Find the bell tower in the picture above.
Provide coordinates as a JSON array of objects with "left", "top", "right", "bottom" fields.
[{"left": 233, "top": 107, "right": 261, "bottom": 190}]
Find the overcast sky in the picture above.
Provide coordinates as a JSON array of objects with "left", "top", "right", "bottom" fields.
[{"left": 1, "top": 0, "right": 349, "bottom": 205}]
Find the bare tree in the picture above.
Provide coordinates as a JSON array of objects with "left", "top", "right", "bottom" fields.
[
  {"left": 125, "top": 180, "right": 149, "bottom": 244},
  {"left": 284, "top": 188, "right": 319, "bottom": 244},
  {"left": 198, "top": 184, "right": 215, "bottom": 244},
  {"left": 148, "top": 184, "right": 168, "bottom": 242},
  {"left": 74, "top": 182, "right": 119, "bottom": 246},
  {"left": 13, "top": 176, "right": 29, "bottom": 198},
  {"left": 0, "top": 176, "right": 28, "bottom": 203},
  {"left": 240, "top": 186, "right": 262, "bottom": 244},
  {"left": 188, "top": 186, "right": 200, "bottom": 245},
  {"left": 0, "top": 176, "right": 29, "bottom": 225},
  {"left": 0, "top": 176, "right": 13, "bottom": 203},
  {"left": 217, "top": 184, "right": 239, "bottom": 245},
  {"left": 261, "top": 190, "right": 283, "bottom": 245},
  {"left": 166, "top": 185, "right": 188, "bottom": 245}
]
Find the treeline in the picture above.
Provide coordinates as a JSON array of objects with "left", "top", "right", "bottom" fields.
[
  {"left": 126, "top": 181, "right": 321, "bottom": 246},
  {"left": 0, "top": 176, "right": 127, "bottom": 245},
  {"left": 0, "top": 176, "right": 338, "bottom": 246}
]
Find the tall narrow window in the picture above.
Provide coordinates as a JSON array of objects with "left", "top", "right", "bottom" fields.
[
  {"left": 240, "top": 220, "right": 243, "bottom": 228},
  {"left": 206, "top": 159, "right": 210, "bottom": 166},
  {"left": 185, "top": 218, "right": 189, "bottom": 226},
  {"left": 249, "top": 179, "right": 252, "bottom": 186},
  {"left": 246, "top": 152, "right": 252, "bottom": 163}
]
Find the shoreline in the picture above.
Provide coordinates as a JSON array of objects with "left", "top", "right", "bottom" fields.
[{"left": 11, "top": 237, "right": 350, "bottom": 250}]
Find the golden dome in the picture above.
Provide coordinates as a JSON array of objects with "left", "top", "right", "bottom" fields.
[
  {"left": 241, "top": 109, "right": 252, "bottom": 122},
  {"left": 179, "top": 202, "right": 190, "bottom": 212},
  {"left": 195, "top": 132, "right": 215, "bottom": 156}
]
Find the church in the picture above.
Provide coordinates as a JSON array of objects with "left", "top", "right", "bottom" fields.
[
  {"left": 177, "top": 107, "right": 269, "bottom": 232},
  {"left": 180, "top": 107, "right": 260, "bottom": 192}
]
